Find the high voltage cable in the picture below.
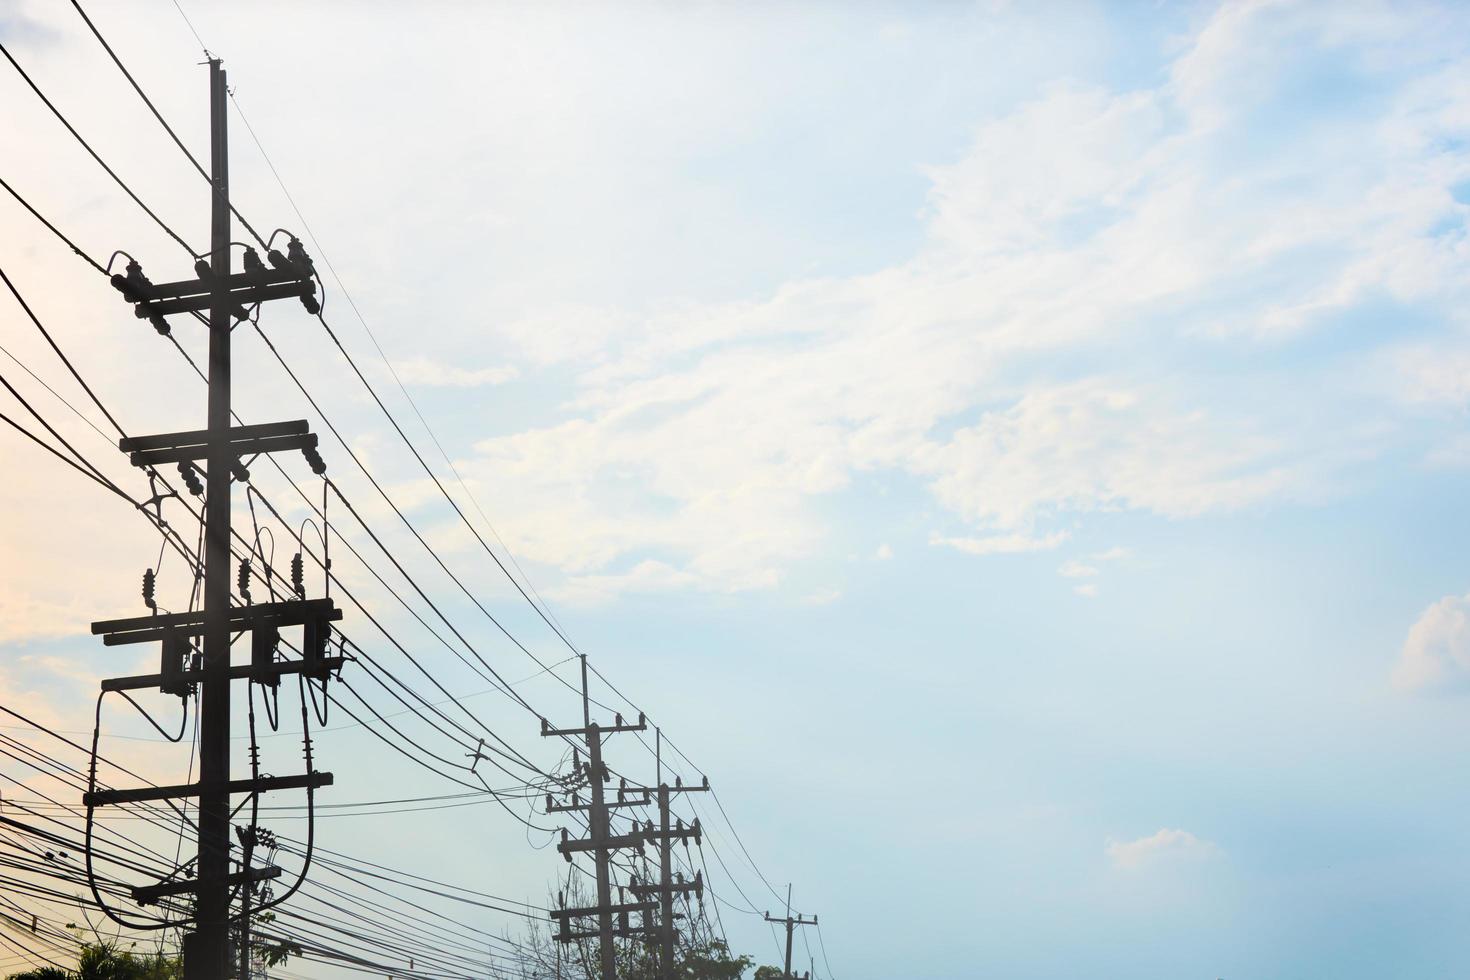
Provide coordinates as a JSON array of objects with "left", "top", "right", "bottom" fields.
[
  {"left": 250, "top": 318, "right": 563, "bottom": 726},
  {"left": 0, "top": 41, "right": 198, "bottom": 257},
  {"left": 6, "top": 33, "right": 824, "bottom": 965},
  {"left": 225, "top": 80, "right": 583, "bottom": 664},
  {"left": 67, "top": 0, "right": 269, "bottom": 250},
  {"left": 4, "top": 269, "right": 548, "bottom": 808},
  {"left": 0, "top": 175, "right": 107, "bottom": 274},
  {"left": 1, "top": 764, "right": 482, "bottom": 975},
  {"left": 7, "top": 154, "right": 710, "bottom": 864},
  {"left": 0, "top": 715, "right": 544, "bottom": 973}
]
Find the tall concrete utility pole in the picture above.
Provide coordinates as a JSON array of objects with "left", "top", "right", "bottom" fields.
[
  {"left": 194, "top": 55, "right": 233, "bottom": 979},
  {"left": 83, "top": 58, "right": 340, "bottom": 980}
]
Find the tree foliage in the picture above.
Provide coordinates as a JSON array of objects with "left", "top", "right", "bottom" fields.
[{"left": 7, "top": 942, "right": 180, "bottom": 980}]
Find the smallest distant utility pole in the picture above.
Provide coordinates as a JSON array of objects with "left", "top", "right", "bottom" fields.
[{"left": 764, "top": 885, "right": 817, "bottom": 980}]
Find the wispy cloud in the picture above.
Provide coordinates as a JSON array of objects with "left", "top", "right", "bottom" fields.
[
  {"left": 457, "top": 1, "right": 1470, "bottom": 601},
  {"left": 930, "top": 531, "right": 1070, "bottom": 556},
  {"left": 1059, "top": 546, "right": 1131, "bottom": 594},
  {"left": 390, "top": 356, "right": 519, "bottom": 388},
  {"left": 1106, "top": 828, "right": 1219, "bottom": 871}
]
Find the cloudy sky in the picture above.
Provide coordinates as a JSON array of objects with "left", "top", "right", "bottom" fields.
[{"left": 4, "top": 0, "right": 1470, "bottom": 977}]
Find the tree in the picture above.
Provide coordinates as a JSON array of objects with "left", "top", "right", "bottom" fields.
[{"left": 7, "top": 942, "right": 180, "bottom": 980}]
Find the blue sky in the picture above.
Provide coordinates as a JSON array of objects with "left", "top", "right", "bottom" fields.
[{"left": 4, "top": 1, "right": 1470, "bottom": 977}]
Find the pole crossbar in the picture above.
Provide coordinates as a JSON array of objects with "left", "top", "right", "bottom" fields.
[
  {"left": 101, "top": 655, "right": 347, "bottom": 692},
  {"left": 132, "top": 866, "right": 281, "bottom": 906},
  {"left": 83, "top": 770, "right": 333, "bottom": 807}
]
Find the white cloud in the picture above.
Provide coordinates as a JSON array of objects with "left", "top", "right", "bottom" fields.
[
  {"left": 9, "top": 0, "right": 1469, "bottom": 610},
  {"left": 1073, "top": 583, "right": 1099, "bottom": 598},
  {"left": 1059, "top": 545, "right": 1130, "bottom": 584},
  {"left": 390, "top": 356, "right": 519, "bottom": 388},
  {"left": 930, "top": 531, "right": 1070, "bottom": 556},
  {"left": 922, "top": 382, "right": 1303, "bottom": 532},
  {"left": 1393, "top": 592, "right": 1470, "bottom": 692},
  {"left": 453, "top": 0, "right": 1470, "bottom": 599},
  {"left": 1106, "top": 828, "right": 1219, "bottom": 871},
  {"left": 874, "top": 543, "right": 894, "bottom": 560}
]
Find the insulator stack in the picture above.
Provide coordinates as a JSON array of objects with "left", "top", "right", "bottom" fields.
[
  {"left": 178, "top": 461, "right": 204, "bottom": 496},
  {"left": 238, "top": 560, "right": 251, "bottom": 602},
  {"left": 142, "top": 568, "right": 156, "bottom": 610},
  {"left": 302, "top": 444, "right": 326, "bottom": 475},
  {"left": 285, "top": 237, "right": 315, "bottom": 277},
  {"left": 242, "top": 246, "right": 268, "bottom": 283},
  {"left": 291, "top": 553, "right": 305, "bottom": 598}
]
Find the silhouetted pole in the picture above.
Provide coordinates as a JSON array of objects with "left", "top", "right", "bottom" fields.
[
  {"left": 543, "top": 663, "right": 650, "bottom": 980},
  {"left": 193, "top": 55, "right": 233, "bottom": 980},
  {"left": 783, "top": 885, "right": 793, "bottom": 980},
  {"left": 586, "top": 722, "right": 616, "bottom": 980},
  {"left": 84, "top": 57, "right": 336, "bottom": 980},
  {"left": 763, "top": 886, "right": 817, "bottom": 980},
  {"left": 641, "top": 776, "right": 707, "bottom": 980},
  {"left": 658, "top": 783, "right": 675, "bottom": 978}
]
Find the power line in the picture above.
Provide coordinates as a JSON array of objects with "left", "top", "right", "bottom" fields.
[
  {"left": 0, "top": 40, "right": 198, "bottom": 257},
  {"left": 67, "top": 0, "right": 269, "bottom": 250},
  {"left": 5, "top": 30, "right": 829, "bottom": 970}
]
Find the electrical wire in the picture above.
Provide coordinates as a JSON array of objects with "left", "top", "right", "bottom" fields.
[
  {"left": 0, "top": 41, "right": 199, "bottom": 257},
  {"left": 67, "top": 0, "right": 270, "bottom": 249}
]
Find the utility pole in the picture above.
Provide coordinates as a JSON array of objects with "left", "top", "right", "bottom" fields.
[
  {"left": 630, "top": 776, "right": 707, "bottom": 980},
  {"left": 763, "top": 886, "right": 817, "bottom": 980},
  {"left": 82, "top": 58, "right": 339, "bottom": 980},
  {"left": 543, "top": 656, "right": 653, "bottom": 979},
  {"left": 196, "top": 55, "right": 233, "bottom": 980}
]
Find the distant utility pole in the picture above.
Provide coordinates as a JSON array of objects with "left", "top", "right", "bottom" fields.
[
  {"left": 81, "top": 58, "right": 338, "bottom": 980},
  {"left": 631, "top": 774, "right": 707, "bottom": 980},
  {"left": 764, "top": 886, "right": 817, "bottom": 980},
  {"left": 542, "top": 655, "right": 654, "bottom": 980}
]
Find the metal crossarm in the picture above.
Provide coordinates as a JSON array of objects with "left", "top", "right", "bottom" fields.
[
  {"left": 101, "top": 656, "right": 346, "bottom": 693},
  {"left": 132, "top": 866, "right": 281, "bottom": 906},
  {"left": 557, "top": 827, "right": 645, "bottom": 862},
  {"left": 551, "top": 900, "right": 655, "bottom": 920},
  {"left": 119, "top": 419, "right": 308, "bottom": 452},
  {"left": 138, "top": 278, "right": 314, "bottom": 318},
  {"left": 135, "top": 264, "right": 309, "bottom": 301},
  {"left": 118, "top": 420, "right": 318, "bottom": 470},
  {"left": 92, "top": 597, "right": 340, "bottom": 646},
  {"left": 84, "top": 771, "right": 333, "bottom": 807}
]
